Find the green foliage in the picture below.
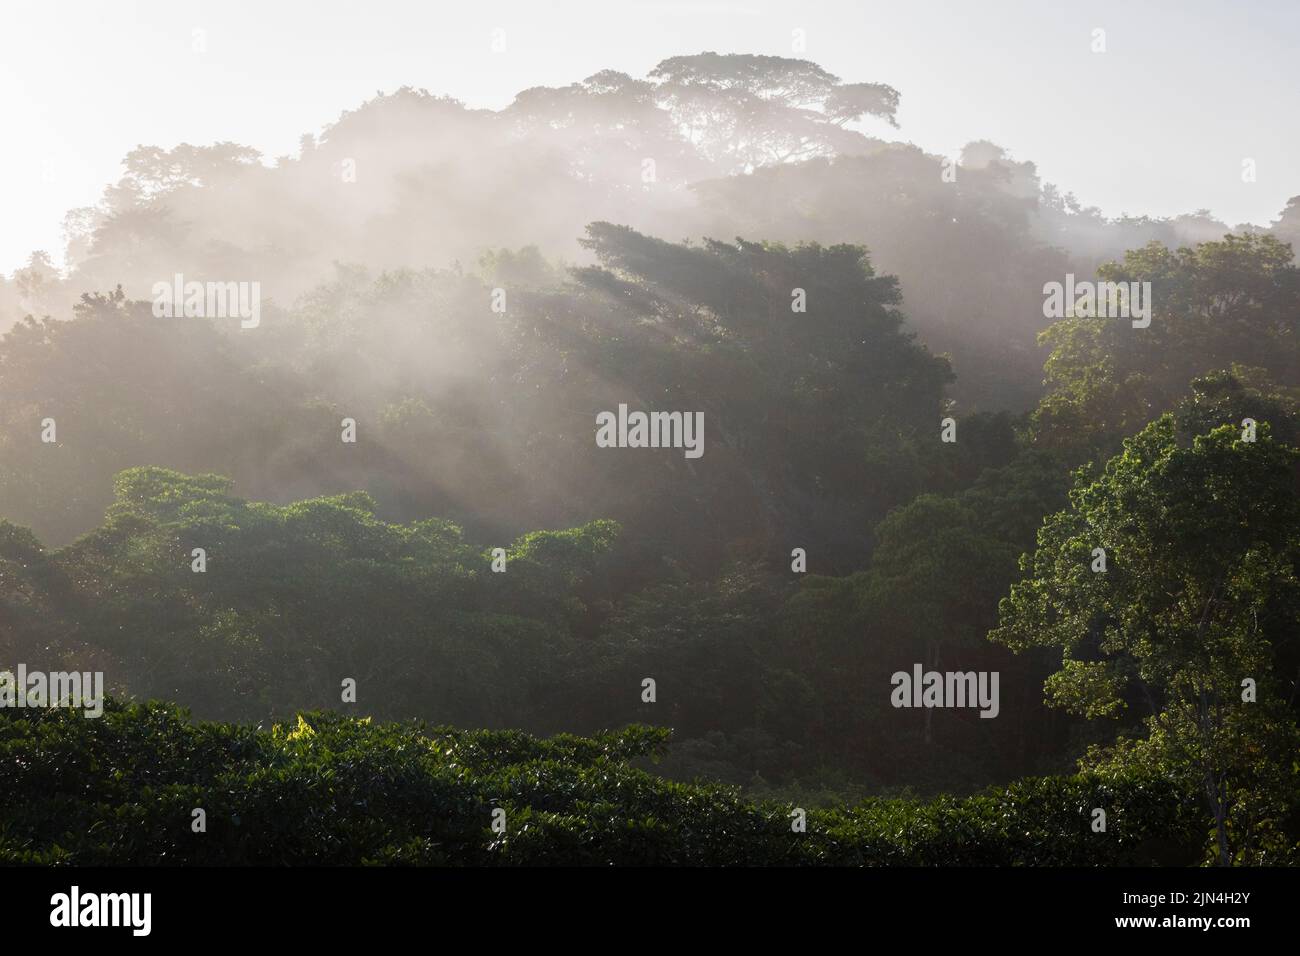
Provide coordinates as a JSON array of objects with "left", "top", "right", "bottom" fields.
[
  {"left": 3, "top": 53, "right": 1299, "bottom": 863},
  {"left": 1173, "top": 366, "right": 1300, "bottom": 447},
  {"left": 1, "top": 225, "right": 953, "bottom": 577},
  {"left": 993, "top": 415, "right": 1300, "bottom": 864},
  {"left": 571, "top": 223, "right": 954, "bottom": 567},
  {"left": 0, "top": 699, "right": 1204, "bottom": 866},
  {"left": 14, "top": 466, "right": 620, "bottom": 727},
  {"left": 1032, "top": 234, "right": 1300, "bottom": 459}
]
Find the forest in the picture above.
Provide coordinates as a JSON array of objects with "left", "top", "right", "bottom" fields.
[{"left": 2, "top": 52, "right": 1298, "bottom": 867}]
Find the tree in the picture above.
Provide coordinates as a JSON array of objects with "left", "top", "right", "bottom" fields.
[
  {"left": 572, "top": 223, "right": 953, "bottom": 567},
  {"left": 864, "top": 495, "right": 1021, "bottom": 744},
  {"left": 43, "top": 466, "right": 620, "bottom": 727},
  {"left": 1032, "top": 234, "right": 1300, "bottom": 460},
  {"left": 1271, "top": 195, "right": 1300, "bottom": 259},
  {"left": 648, "top": 53, "right": 899, "bottom": 172},
  {"left": 1173, "top": 366, "right": 1300, "bottom": 448},
  {"left": 992, "top": 416, "right": 1300, "bottom": 864}
]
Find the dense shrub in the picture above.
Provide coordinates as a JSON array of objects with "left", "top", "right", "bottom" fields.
[{"left": 0, "top": 700, "right": 1205, "bottom": 866}]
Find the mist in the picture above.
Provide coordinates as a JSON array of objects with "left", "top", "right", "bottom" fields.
[{"left": 2, "top": 9, "right": 1299, "bottom": 881}]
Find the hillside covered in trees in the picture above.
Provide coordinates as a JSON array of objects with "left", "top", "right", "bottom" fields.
[{"left": 2, "top": 52, "right": 1298, "bottom": 867}]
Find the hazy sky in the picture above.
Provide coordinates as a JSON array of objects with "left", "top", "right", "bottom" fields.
[{"left": 2, "top": 0, "right": 1297, "bottom": 273}]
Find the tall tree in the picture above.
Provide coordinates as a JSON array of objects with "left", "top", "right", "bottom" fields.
[
  {"left": 1032, "top": 234, "right": 1300, "bottom": 459},
  {"left": 992, "top": 417, "right": 1300, "bottom": 864}
]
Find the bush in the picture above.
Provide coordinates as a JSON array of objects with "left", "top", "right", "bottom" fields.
[{"left": 0, "top": 699, "right": 1205, "bottom": 866}]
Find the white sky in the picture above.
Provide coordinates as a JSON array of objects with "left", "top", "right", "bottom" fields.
[{"left": 1, "top": 0, "right": 1297, "bottom": 273}]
